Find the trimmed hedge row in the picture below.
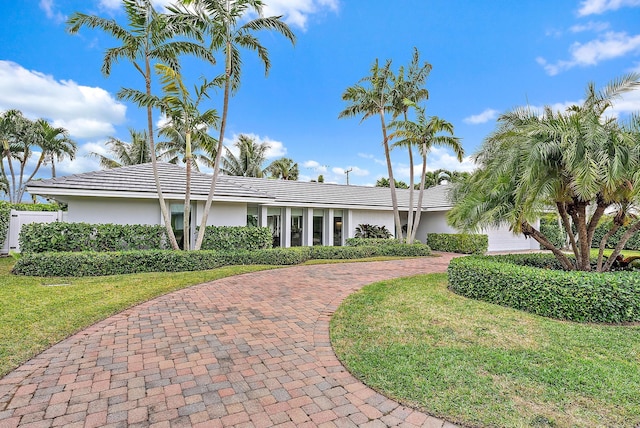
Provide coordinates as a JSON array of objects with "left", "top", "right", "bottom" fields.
[
  {"left": 12, "top": 243, "right": 432, "bottom": 277},
  {"left": 19, "top": 222, "right": 168, "bottom": 253},
  {"left": 426, "top": 233, "right": 488, "bottom": 254},
  {"left": 345, "top": 238, "right": 398, "bottom": 247},
  {"left": 448, "top": 254, "right": 640, "bottom": 323},
  {"left": 199, "top": 226, "right": 272, "bottom": 251}
]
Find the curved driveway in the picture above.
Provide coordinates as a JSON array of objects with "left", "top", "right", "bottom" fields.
[{"left": 0, "top": 254, "right": 458, "bottom": 428}]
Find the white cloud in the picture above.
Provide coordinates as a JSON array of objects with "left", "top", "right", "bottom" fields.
[
  {"left": 357, "top": 152, "right": 386, "bottom": 166},
  {"left": 225, "top": 133, "right": 288, "bottom": 159},
  {"left": 569, "top": 20, "right": 610, "bottom": 33},
  {"left": 303, "top": 160, "right": 328, "bottom": 172},
  {"left": 578, "top": 0, "right": 640, "bottom": 16},
  {"left": 39, "top": 0, "right": 66, "bottom": 23},
  {"left": 463, "top": 108, "right": 499, "bottom": 125},
  {"left": 538, "top": 32, "right": 640, "bottom": 75},
  {"left": 262, "top": 0, "right": 339, "bottom": 30},
  {"left": 394, "top": 147, "right": 477, "bottom": 181},
  {"left": 0, "top": 61, "right": 126, "bottom": 139},
  {"left": 610, "top": 89, "right": 640, "bottom": 116}
]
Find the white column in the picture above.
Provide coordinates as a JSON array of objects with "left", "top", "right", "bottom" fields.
[
  {"left": 282, "top": 207, "right": 292, "bottom": 248},
  {"left": 258, "top": 205, "right": 268, "bottom": 227},
  {"left": 326, "top": 209, "right": 335, "bottom": 246}
]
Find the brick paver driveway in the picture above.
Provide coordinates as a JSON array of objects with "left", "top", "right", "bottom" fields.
[{"left": 0, "top": 254, "right": 459, "bottom": 428}]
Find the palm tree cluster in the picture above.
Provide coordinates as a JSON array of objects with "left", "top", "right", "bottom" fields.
[
  {"left": 0, "top": 110, "right": 76, "bottom": 203},
  {"left": 340, "top": 48, "right": 464, "bottom": 243},
  {"left": 448, "top": 73, "right": 640, "bottom": 272},
  {"left": 220, "top": 134, "right": 299, "bottom": 180},
  {"left": 375, "top": 169, "right": 469, "bottom": 190},
  {"left": 67, "top": 0, "right": 295, "bottom": 250}
]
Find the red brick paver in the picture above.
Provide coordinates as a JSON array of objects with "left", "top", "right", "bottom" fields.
[{"left": 0, "top": 254, "right": 460, "bottom": 427}]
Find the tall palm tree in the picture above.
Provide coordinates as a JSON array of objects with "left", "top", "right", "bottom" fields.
[
  {"left": 391, "top": 105, "right": 463, "bottom": 243},
  {"left": 267, "top": 157, "right": 299, "bottom": 180},
  {"left": 88, "top": 129, "right": 152, "bottom": 169},
  {"left": 448, "top": 73, "right": 640, "bottom": 272},
  {"left": 119, "top": 63, "right": 219, "bottom": 250},
  {"left": 27, "top": 120, "right": 77, "bottom": 183},
  {"left": 389, "top": 48, "right": 432, "bottom": 241},
  {"left": 340, "top": 59, "right": 404, "bottom": 240},
  {"left": 67, "top": 0, "right": 214, "bottom": 250},
  {"left": 221, "top": 134, "right": 269, "bottom": 177},
  {"left": 180, "top": 0, "right": 296, "bottom": 250}
]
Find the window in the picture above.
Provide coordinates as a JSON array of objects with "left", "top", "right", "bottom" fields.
[
  {"left": 247, "top": 206, "right": 258, "bottom": 227},
  {"left": 290, "top": 208, "right": 303, "bottom": 247},
  {"left": 313, "top": 209, "right": 324, "bottom": 246},
  {"left": 333, "top": 210, "right": 343, "bottom": 246}
]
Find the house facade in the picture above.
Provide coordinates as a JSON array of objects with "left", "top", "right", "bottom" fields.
[{"left": 26, "top": 163, "right": 539, "bottom": 252}]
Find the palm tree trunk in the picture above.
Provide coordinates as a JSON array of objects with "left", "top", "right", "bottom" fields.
[
  {"left": 380, "top": 108, "right": 402, "bottom": 241},
  {"left": 597, "top": 222, "right": 621, "bottom": 271},
  {"left": 184, "top": 131, "right": 192, "bottom": 251},
  {"left": 194, "top": 36, "right": 231, "bottom": 251},
  {"left": 3, "top": 144, "right": 17, "bottom": 203},
  {"left": 521, "top": 221, "right": 574, "bottom": 270},
  {"left": 409, "top": 148, "right": 428, "bottom": 243},
  {"left": 404, "top": 111, "right": 415, "bottom": 244},
  {"left": 603, "top": 219, "right": 640, "bottom": 272},
  {"left": 51, "top": 159, "right": 56, "bottom": 178},
  {"left": 145, "top": 54, "right": 179, "bottom": 250}
]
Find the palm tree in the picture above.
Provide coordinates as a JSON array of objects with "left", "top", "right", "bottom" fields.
[
  {"left": 180, "top": 0, "right": 296, "bottom": 250},
  {"left": 389, "top": 49, "right": 432, "bottom": 241},
  {"left": 448, "top": 73, "right": 640, "bottom": 272},
  {"left": 0, "top": 109, "right": 29, "bottom": 202},
  {"left": 340, "top": 59, "right": 404, "bottom": 240},
  {"left": 157, "top": 125, "right": 216, "bottom": 171},
  {"left": 88, "top": 129, "right": 152, "bottom": 169},
  {"left": 375, "top": 177, "right": 409, "bottom": 189},
  {"left": 391, "top": 105, "right": 463, "bottom": 243},
  {"left": 119, "top": 63, "right": 219, "bottom": 250},
  {"left": 27, "top": 120, "right": 77, "bottom": 183},
  {"left": 267, "top": 157, "right": 299, "bottom": 180},
  {"left": 67, "top": 0, "right": 214, "bottom": 250},
  {"left": 221, "top": 134, "right": 269, "bottom": 177}
]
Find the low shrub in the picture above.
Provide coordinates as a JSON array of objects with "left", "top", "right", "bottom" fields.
[
  {"left": 448, "top": 254, "right": 640, "bottom": 323},
  {"left": 13, "top": 244, "right": 431, "bottom": 277},
  {"left": 345, "top": 238, "right": 398, "bottom": 247},
  {"left": 427, "top": 233, "right": 488, "bottom": 254},
  {"left": 354, "top": 224, "right": 392, "bottom": 238},
  {"left": 19, "top": 222, "right": 168, "bottom": 253},
  {"left": 539, "top": 214, "right": 566, "bottom": 249},
  {"left": 199, "top": 226, "right": 272, "bottom": 251}
]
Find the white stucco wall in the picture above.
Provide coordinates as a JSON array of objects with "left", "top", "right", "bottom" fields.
[
  {"left": 195, "top": 202, "right": 247, "bottom": 227},
  {"left": 349, "top": 210, "right": 395, "bottom": 238},
  {"left": 66, "top": 197, "right": 161, "bottom": 225},
  {"left": 417, "top": 210, "right": 539, "bottom": 252}
]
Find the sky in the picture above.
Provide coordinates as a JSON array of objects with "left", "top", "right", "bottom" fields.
[{"left": 1, "top": 0, "right": 640, "bottom": 186}]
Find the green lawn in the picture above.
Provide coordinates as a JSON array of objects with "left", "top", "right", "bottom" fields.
[
  {"left": 0, "top": 257, "right": 277, "bottom": 377},
  {"left": 331, "top": 273, "right": 640, "bottom": 428}
]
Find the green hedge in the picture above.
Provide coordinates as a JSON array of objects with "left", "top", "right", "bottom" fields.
[
  {"left": 19, "top": 222, "right": 168, "bottom": 253},
  {"left": 426, "top": 233, "right": 488, "bottom": 254},
  {"left": 448, "top": 254, "right": 640, "bottom": 323},
  {"left": 345, "top": 238, "right": 398, "bottom": 247},
  {"left": 13, "top": 243, "right": 432, "bottom": 277},
  {"left": 592, "top": 216, "right": 640, "bottom": 251},
  {"left": 199, "top": 226, "right": 272, "bottom": 251},
  {"left": 539, "top": 215, "right": 566, "bottom": 249}
]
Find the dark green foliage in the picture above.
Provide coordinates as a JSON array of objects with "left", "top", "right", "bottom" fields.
[
  {"left": 448, "top": 254, "right": 640, "bottom": 323},
  {"left": 539, "top": 214, "right": 566, "bottom": 249},
  {"left": 345, "top": 238, "right": 398, "bottom": 247},
  {"left": 13, "top": 244, "right": 431, "bottom": 277},
  {"left": 199, "top": 226, "right": 272, "bottom": 251},
  {"left": 592, "top": 216, "right": 640, "bottom": 251},
  {"left": 354, "top": 224, "right": 392, "bottom": 238},
  {"left": 19, "top": 222, "right": 168, "bottom": 253},
  {"left": 426, "top": 233, "right": 488, "bottom": 254}
]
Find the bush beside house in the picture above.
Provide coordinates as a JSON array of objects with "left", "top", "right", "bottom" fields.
[
  {"left": 13, "top": 243, "right": 432, "bottom": 277},
  {"left": 427, "top": 233, "right": 488, "bottom": 254}
]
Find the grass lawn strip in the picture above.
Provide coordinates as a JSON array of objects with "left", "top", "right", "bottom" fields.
[
  {"left": 0, "top": 257, "right": 278, "bottom": 377},
  {"left": 330, "top": 273, "right": 640, "bottom": 427}
]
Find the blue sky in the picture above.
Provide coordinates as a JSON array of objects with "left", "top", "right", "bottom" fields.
[{"left": 1, "top": 0, "right": 640, "bottom": 186}]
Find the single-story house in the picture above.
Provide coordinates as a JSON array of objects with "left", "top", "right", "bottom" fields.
[{"left": 26, "top": 163, "right": 538, "bottom": 252}]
